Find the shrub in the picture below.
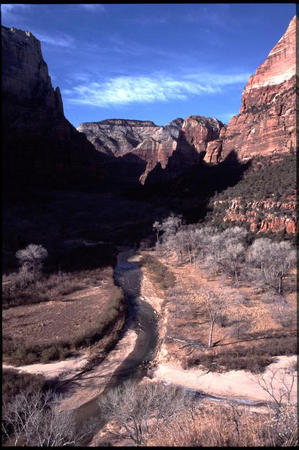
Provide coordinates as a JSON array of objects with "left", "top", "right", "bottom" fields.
[
  {"left": 184, "top": 334, "right": 296, "bottom": 373},
  {"left": 141, "top": 254, "right": 175, "bottom": 291},
  {"left": 16, "top": 244, "right": 48, "bottom": 282}
]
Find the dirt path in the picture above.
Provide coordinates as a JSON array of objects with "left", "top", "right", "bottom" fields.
[{"left": 57, "top": 328, "right": 137, "bottom": 420}]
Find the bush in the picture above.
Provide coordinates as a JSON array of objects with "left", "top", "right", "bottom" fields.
[
  {"left": 141, "top": 254, "right": 175, "bottom": 291},
  {"left": 184, "top": 333, "right": 296, "bottom": 373},
  {"left": 2, "top": 270, "right": 87, "bottom": 308},
  {"left": 2, "top": 369, "right": 48, "bottom": 408}
]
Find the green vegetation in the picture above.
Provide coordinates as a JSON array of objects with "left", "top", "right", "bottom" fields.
[{"left": 212, "top": 154, "right": 296, "bottom": 203}]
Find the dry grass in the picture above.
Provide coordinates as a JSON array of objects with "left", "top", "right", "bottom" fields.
[
  {"left": 3, "top": 267, "right": 125, "bottom": 366},
  {"left": 2, "top": 268, "right": 110, "bottom": 309},
  {"left": 140, "top": 253, "right": 176, "bottom": 292},
  {"left": 150, "top": 252, "right": 296, "bottom": 373},
  {"left": 2, "top": 369, "right": 50, "bottom": 409},
  {"left": 147, "top": 401, "right": 297, "bottom": 447}
]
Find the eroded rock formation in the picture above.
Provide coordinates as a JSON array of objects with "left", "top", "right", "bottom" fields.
[{"left": 2, "top": 26, "right": 104, "bottom": 191}]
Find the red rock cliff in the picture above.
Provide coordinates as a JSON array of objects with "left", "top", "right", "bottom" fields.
[{"left": 204, "top": 16, "right": 296, "bottom": 163}]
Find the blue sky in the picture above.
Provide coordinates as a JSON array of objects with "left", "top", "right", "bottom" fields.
[{"left": 1, "top": 3, "right": 295, "bottom": 128}]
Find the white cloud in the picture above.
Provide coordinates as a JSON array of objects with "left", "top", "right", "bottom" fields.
[
  {"left": 1, "top": 3, "right": 29, "bottom": 21},
  {"left": 32, "top": 31, "right": 75, "bottom": 48},
  {"left": 185, "top": 73, "right": 250, "bottom": 85},
  {"left": 64, "top": 72, "right": 250, "bottom": 107},
  {"left": 77, "top": 4, "right": 106, "bottom": 12},
  {"left": 1, "top": 4, "right": 28, "bottom": 14}
]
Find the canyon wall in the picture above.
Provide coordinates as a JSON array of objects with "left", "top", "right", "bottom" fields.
[
  {"left": 2, "top": 26, "right": 104, "bottom": 191},
  {"left": 3, "top": 17, "right": 296, "bottom": 234},
  {"left": 204, "top": 15, "right": 296, "bottom": 163},
  {"left": 204, "top": 16, "right": 297, "bottom": 234}
]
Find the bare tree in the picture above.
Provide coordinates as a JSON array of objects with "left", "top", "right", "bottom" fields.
[
  {"left": 2, "top": 389, "right": 88, "bottom": 447},
  {"left": 152, "top": 220, "right": 162, "bottom": 244},
  {"left": 16, "top": 244, "right": 48, "bottom": 283},
  {"left": 194, "top": 288, "right": 226, "bottom": 348},
  {"left": 204, "top": 227, "right": 247, "bottom": 284},
  {"left": 194, "top": 226, "right": 219, "bottom": 262},
  {"left": 256, "top": 364, "right": 297, "bottom": 446},
  {"left": 246, "top": 239, "right": 296, "bottom": 294},
  {"left": 98, "top": 380, "right": 193, "bottom": 446},
  {"left": 257, "top": 365, "right": 296, "bottom": 409}
]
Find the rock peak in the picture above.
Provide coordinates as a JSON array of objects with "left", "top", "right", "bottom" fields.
[
  {"left": 242, "top": 15, "right": 296, "bottom": 97},
  {"left": 203, "top": 15, "right": 296, "bottom": 163}
]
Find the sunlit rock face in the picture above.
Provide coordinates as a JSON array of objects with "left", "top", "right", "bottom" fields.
[
  {"left": 78, "top": 116, "right": 225, "bottom": 184},
  {"left": 77, "top": 119, "right": 160, "bottom": 157},
  {"left": 2, "top": 25, "right": 104, "bottom": 190},
  {"left": 181, "top": 116, "right": 225, "bottom": 154},
  {"left": 204, "top": 16, "right": 296, "bottom": 164}
]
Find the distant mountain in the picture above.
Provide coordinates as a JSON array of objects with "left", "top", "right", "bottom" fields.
[{"left": 78, "top": 116, "right": 225, "bottom": 184}]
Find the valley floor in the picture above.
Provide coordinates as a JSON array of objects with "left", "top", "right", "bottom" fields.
[{"left": 3, "top": 249, "right": 297, "bottom": 446}]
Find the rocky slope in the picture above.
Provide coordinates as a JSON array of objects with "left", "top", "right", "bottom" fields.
[
  {"left": 78, "top": 17, "right": 296, "bottom": 182},
  {"left": 78, "top": 116, "right": 225, "bottom": 184},
  {"left": 2, "top": 26, "right": 104, "bottom": 191},
  {"left": 212, "top": 197, "right": 296, "bottom": 234},
  {"left": 207, "top": 153, "right": 296, "bottom": 234},
  {"left": 3, "top": 17, "right": 296, "bottom": 235}
]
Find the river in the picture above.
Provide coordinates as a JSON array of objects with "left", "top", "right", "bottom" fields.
[{"left": 71, "top": 248, "right": 159, "bottom": 433}]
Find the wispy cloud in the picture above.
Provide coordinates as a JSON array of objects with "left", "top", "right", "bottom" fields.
[
  {"left": 63, "top": 72, "right": 250, "bottom": 107},
  {"left": 184, "top": 73, "right": 250, "bottom": 85},
  {"left": 33, "top": 31, "right": 75, "bottom": 48},
  {"left": 1, "top": 3, "right": 29, "bottom": 21},
  {"left": 1, "top": 4, "right": 29, "bottom": 14},
  {"left": 76, "top": 4, "right": 106, "bottom": 12},
  {"left": 128, "top": 15, "right": 168, "bottom": 25}
]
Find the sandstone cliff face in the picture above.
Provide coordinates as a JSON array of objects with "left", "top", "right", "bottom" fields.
[
  {"left": 181, "top": 116, "right": 224, "bottom": 154},
  {"left": 131, "top": 118, "right": 183, "bottom": 184},
  {"left": 2, "top": 28, "right": 63, "bottom": 114},
  {"left": 204, "top": 16, "right": 296, "bottom": 164},
  {"left": 78, "top": 116, "right": 224, "bottom": 184},
  {"left": 77, "top": 119, "right": 159, "bottom": 157},
  {"left": 2, "top": 26, "right": 103, "bottom": 190}
]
